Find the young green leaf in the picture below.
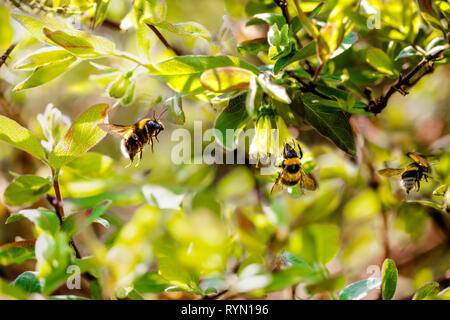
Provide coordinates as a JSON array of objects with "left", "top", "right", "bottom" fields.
[
  {"left": 13, "top": 55, "right": 78, "bottom": 91},
  {"left": 266, "top": 265, "right": 320, "bottom": 292},
  {"left": 412, "top": 282, "right": 440, "bottom": 300},
  {"left": 158, "top": 257, "right": 198, "bottom": 291},
  {"left": 339, "top": 277, "right": 381, "bottom": 300},
  {"left": 297, "top": 223, "right": 340, "bottom": 265},
  {"left": 273, "top": 41, "right": 316, "bottom": 73},
  {"left": 292, "top": 92, "right": 356, "bottom": 156},
  {"left": 15, "top": 48, "right": 74, "bottom": 70},
  {"left": 48, "top": 104, "right": 110, "bottom": 169},
  {"left": 396, "top": 46, "right": 421, "bottom": 60},
  {"left": 144, "top": 17, "right": 211, "bottom": 41},
  {"left": 258, "top": 72, "right": 291, "bottom": 104},
  {"left": 246, "top": 13, "right": 286, "bottom": 28},
  {"left": 0, "top": 277, "right": 29, "bottom": 300},
  {"left": 366, "top": 47, "right": 396, "bottom": 75},
  {"left": 7, "top": 209, "right": 60, "bottom": 235},
  {"left": 0, "top": 239, "right": 36, "bottom": 265},
  {"left": 165, "top": 94, "right": 185, "bottom": 125},
  {"left": 92, "top": 0, "right": 111, "bottom": 30},
  {"left": 14, "top": 271, "right": 41, "bottom": 294},
  {"left": 62, "top": 200, "right": 112, "bottom": 237},
  {"left": 12, "top": 13, "right": 56, "bottom": 45},
  {"left": 66, "top": 152, "right": 114, "bottom": 178},
  {"left": 151, "top": 55, "right": 258, "bottom": 94},
  {"left": 43, "top": 28, "right": 114, "bottom": 58},
  {"left": 0, "top": 7, "right": 13, "bottom": 51},
  {"left": 381, "top": 258, "right": 398, "bottom": 300},
  {"left": 4, "top": 176, "right": 52, "bottom": 207},
  {"left": 213, "top": 94, "right": 250, "bottom": 150},
  {"left": 200, "top": 67, "right": 253, "bottom": 93},
  {"left": 0, "top": 115, "right": 47, "bottom": 160}
]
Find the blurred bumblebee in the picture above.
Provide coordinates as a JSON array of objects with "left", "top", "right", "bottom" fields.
[
  {"left": 99, "top": 110, "right": 165, "bottom": 167},
  {"left": 271, "top": 141, "right": 318, "bottom": 194},
  {"left": 378, "top": 152, "right": 432, "bottom": 194}
]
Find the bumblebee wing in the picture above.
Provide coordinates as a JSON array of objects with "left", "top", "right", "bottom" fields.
[
  {"left": 407, "top": 152, "right": 429, "bottom": 167},
  {"left": 378, "top": 168, "right": 404, "bottom": 177},
  {"left": 300, "top": 168, "right": 318, "bottom": 191},
  {"left": 98, "top": 123, "right": 134, "bottom": 137},
  {"left": 270, "top": 171, "right": 286, "bottom": 194}
]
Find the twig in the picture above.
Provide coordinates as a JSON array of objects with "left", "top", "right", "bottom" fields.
[
  {"left": 146, "top": 24, "right": 182, "bottom": 56},
  {"left": 274, "top": 0, "right": 290, "bottom": 23},
  {"left": 286, "top": 70, "right": 334, "bottom": 100},
  {"left": 365, "top": 48, "right": 447, "bottom": 114},
  {"left": 0, "top": 43, "right": 17, "bottom": 69}
]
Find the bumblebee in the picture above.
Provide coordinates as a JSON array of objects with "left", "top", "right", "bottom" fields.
[
  {"left": 271, "top": 142, "right": 318, "bottom": 194},
  {"left": 98, "top": 111, "right": 165, "bottom": 167},
  {"left": 378, "top": 152, "right": 432, "bottom": 194}
]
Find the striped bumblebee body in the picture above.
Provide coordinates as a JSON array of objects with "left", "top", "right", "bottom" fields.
[
  {"left": 378, "top": 152, "right": 431, "bottom": 194},
  {"left": 99, "top": 118, "right": 164, "bottom": 167},
  {"left": 271, "top": 142, "right": 318, "bottom": 194}
]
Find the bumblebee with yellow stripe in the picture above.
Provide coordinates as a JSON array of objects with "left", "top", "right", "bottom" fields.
[
  {"left": 378, "top": 152, "right": 432, "bottom": 194},
  {"left": 271, "top": 142, "right": 318, "bottom": 194},
  {"left": 98, "top": 110, "right": 165, "bottom": 167}
]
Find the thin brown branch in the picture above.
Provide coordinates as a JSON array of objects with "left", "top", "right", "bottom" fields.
[
  {"left": 365, "top": 48, "right": 447, "bottom": 114},
  {"left": 274, "top": 0, "right": 290, "bottom": 23},
  {"left": 0, "top": 43, "right": 17, "bottom": 69},
  {"left": 146, "top": 24, "right": 182, "bottom": 56}
]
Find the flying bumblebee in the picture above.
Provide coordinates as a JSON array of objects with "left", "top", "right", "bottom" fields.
[
  {"left": 98, "top": 110, "right": 165, "bottom": 167},
  {"left": 271, "top": 141, "right": 318, "bottom": 194},
  {"left": 378, "top": 152, "right": 432, "bottom": 194}
]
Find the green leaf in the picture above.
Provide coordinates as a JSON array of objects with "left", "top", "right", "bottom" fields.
[
  {"left": 339, "top": 277, "right": 381, "bottom": 300},
  {"left": 266, "top": 265, "right": 320, "bottom": 292},
  {"left": 13, "top": 55, "right": 78, "bottom": 91},
  {"left": 43, "top": 28, "right": 115, "bottom": 58},
  {"left": 0, "top": 278, "right": 28, "bottom": 299},
  {"left": 15, "top": 48, "right": 74, "bottom": 70},
  {"left": 381, "top": 258, "right": 398, "bottom": 300},
  {"left": 237, "top": 38, "right": 270, "bottom": 55},
  {"left": 329, "top": 32, "right": 358, "bottom": 59},
  {"left": 12, "top": 13, "right": 55, "bottom": 45},
  {"left": 14, "top": 271, "right": 41, "bottom": 294},
  {"left": 134, "top": 272, "right": 170, "bottom": 293},
  {"left": 165, "top": 94, "right": 185, "bottom": 125},
  {"left": 48, "top": 103, "right": 109, "bottom": 169},
  {"left": 298, "top": 223, "right": 340, "bottom": 265},
  {"left": 413, "top": 282, "right": 440, "bottom": 300},
  {"left": 396, "top": 46, "right": 421, "bottom": 60},
  {"left": 366, "top": 48, "right": 396, "bottom": 75},
  {"left": 245, "top": 76, "right": 263, "bottom": 116},
  {"left": 306, "top": 273, "right": 346, "bottom": 295},
  {"left": 158, "top": 257, "right": 198, "bottom": 291},
  {"left": 0, "top": 240, "right": 36, "bottom": 265},
  {"left": 293, "top": 92, "right": 356, "bottom": 156},
  {"left": 213, "top": 94, "right": 250, "bottom": 150},
  {"left": 121, "top": 81, "right": 136, "bottom": 105},
  {"left": 144, "top": 17, "right": 211, "bottom": 41},
  {"left": 274, "top": 41, "right": 316, "bottom": 73},
  {"left": 62, "top": 200, "right": 112, "bottom": 237},
  {"left": 258, "top": 73, "right": 291, "bottom": 104},
  {"left": 108, "top": 74, "right": 131, "bottom": 98},
  {"left": 0, "top": 6, "right": 13, "bottom": 51},
  {"left": 4, "top": 176, "right": 52, "bottom": 207},
  {"left": 200, "top": 67, "right": 253, "bottom": 93},
  {"left": 90, "top": 279, "right": 102, "bottom": 300},
  {"left": 7, "top": 209, "right": 60, "bottom": 235},
  {"left": 92, "top": 0, "right": 111, "bottom": 29},
  {"left": 35, "top": 231, "right": 73, "bottom": 294},
  {"left": 66, "top": 152, "right": 114, "bottom": 178},
  {"left": 151, "top": 55, "right": 258, "bottom": 94},
  {"left": 246, "top": 13, "right": 286, "bottom": 28},
  {"left": 0, "top": 115, "right": 47, "bottom": 160}
]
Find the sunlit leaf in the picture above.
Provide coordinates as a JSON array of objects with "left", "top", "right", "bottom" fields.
[
  {"left": 274, "top": 41, "right": 316, "bottom": 73},
  {"left": 366, "top": 47, "right": 396, "bottom": 75},
  {"left": 151, "top": 55, "right": 258, "bottom": 94},
  {"left": 165, "top": 94, "right": 185, "bottom": 125},
  {"left": 339, "top": 278, "right": 381, "bottom": 300},
  {"left": 13, "top": 55, "right": 78, "bottom": 91},
  {"left": 0, "top": 115, "right": 47, "bottom": 160},
  {"left": 381, "top": 258, "right": 398, "bottom": 300},
  {"left": 144, "top": 17, "right": 211, "bottom": 41},
  {"left": 14, "top": 271, "right": 41, "bottom": 294},
  {"left": 0, "top": 6, "right": 13, "bottom": 51},
  {"left": 0, "top": 240, "right": 36, "bottom": 265},
  {"left": 298, "top": 223, "right": 340, "bottom": 265},
  {"left": 15, "top": 48, "right": 74, "bottom": 70},
  {"left": 48, "top": 104, "right": 110, "bottom": 169},
  {"left": 7, "top": 209, "right": 59, "bottom": 235},
  {"left": 413, "top": 282, "right": 440, "bottom": 300},
  {"left": 4, "top": 176, "right": 52, "bottom": 207},
  {"left": 200, "top": 67, "right": 253, "bottom": 93}
]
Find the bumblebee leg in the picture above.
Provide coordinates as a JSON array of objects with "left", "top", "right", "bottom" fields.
[
  {"left": 149, "top": 137, "right": 154, "bottom": 152},
  {"left": 155, "top": 135, "right": 159, "bottom": 143},
  {"left": 416, "top": 180, "right": 420, "bottom": 191},
  {"left": 135, "top": 151, "right": 142, "bottom": 167}
]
